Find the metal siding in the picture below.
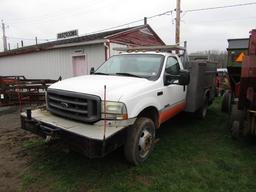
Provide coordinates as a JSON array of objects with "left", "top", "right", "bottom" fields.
[
  {"left": 109, "top": 43, "right": 127, "bottom": 56},
  {"left": 0, "top": 44, "right": 105, "bottom": 79}
]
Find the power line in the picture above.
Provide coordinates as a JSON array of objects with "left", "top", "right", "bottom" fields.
[
  {"left": 185, "top": 2, "right": 256, "bottom": 13},
  {"left": 86, "top": 10, "right": 173, "bottom": 35},
  {"left": 3, "top": 1, "right": 256, "bottom": 47},
  {"left": 5, "top": 1, "right": 256, "bottom": 34},
  {"left": 4, "top": 9, "right": 173, "bottom": 44},
  {"left": 2, "top": 10, "right": 173, "bottom": 43},
  {"left": 88, "top": 19, "right": 144, "bottom": 34},
  {"left": 85, "top": 2, "right": 256, "bottom": 35},
  {"left": 6, "top": 36, "right": 54, "bottom": 41},
  {"left": 187, "top": 16, "right": 256, "bottom": 24}
]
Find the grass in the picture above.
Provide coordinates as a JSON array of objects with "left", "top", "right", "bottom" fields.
[{"left": 20, "top": 98, "right": 256, "bottom": 192}]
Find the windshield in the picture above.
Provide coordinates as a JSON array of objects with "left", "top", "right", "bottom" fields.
[{"left": 95, "top": 54, "right": 164, "bottom": 80}]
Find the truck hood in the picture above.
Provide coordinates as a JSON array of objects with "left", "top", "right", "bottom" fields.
[{"left": 49, "top": 75, "right": 152, "bottom": 101}]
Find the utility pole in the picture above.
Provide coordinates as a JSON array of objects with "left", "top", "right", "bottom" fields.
[
  {"left": 144, "top": 17, "right": 147, "bottom": 25},
  {"left": 175, "top": 0, "right": 181, "bottom": 46},
  {"left": 1, "top": 20, "right": 8, "bottom": 51}
]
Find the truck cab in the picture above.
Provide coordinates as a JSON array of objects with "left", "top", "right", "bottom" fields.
[{"left": 21, "top": 45, "right": 215, "bottom": 165}]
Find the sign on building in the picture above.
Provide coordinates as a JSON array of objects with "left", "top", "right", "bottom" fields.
[{"left": 57, "top": 30, "right": 78, "bottom": 39}]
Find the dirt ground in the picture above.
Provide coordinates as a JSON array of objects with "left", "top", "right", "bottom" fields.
[{"left": 0, "top": 108, "right": 35, "bottom": 192}]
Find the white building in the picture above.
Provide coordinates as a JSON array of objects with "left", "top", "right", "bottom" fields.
[{"left": 0, "top": 25, "right": 164, "bottom": 79}]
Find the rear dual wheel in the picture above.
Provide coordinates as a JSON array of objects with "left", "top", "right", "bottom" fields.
[
  {"left": 221, "top": 90, "right": 232, "bottom": 113},
  {"left": 196, "top": 96, "right": 209, "bottom": 119}
]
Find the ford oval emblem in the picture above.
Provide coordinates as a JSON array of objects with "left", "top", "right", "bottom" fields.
[{"left": 60, "top": 102, "right": 69, "bottom": 108}]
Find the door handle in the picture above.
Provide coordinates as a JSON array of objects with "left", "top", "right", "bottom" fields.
[{"left": 164, "top": 104, "right": 170, "bottom": 108}]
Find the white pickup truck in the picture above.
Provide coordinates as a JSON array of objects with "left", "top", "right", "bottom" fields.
[{"left": 21, "top": 45, "right": 216, "bottom": 165}]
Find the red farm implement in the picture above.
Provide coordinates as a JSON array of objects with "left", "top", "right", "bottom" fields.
[
  {"left": 222, "top": 29, "right": 256, "bottom": 138},
  {"left": 0, "top": 76, "right": 60, "bottom": 110}
]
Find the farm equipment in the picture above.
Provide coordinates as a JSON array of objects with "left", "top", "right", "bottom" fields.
[
  {"left": 0, "top": 76, "right": 60, "bottom": 109},
  {"left": 222, "top": 29, "right": 256, "bottom": 138}
]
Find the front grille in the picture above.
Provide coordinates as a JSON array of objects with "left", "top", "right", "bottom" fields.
[{"left": 47, "top": 89, "right": 101, "bottom": 123}]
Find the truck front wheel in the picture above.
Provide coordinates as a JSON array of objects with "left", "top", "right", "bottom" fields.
[{"left": 124, "top": 117, "right": 155, "bottom": 165}]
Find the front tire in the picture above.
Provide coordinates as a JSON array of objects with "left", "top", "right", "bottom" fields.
[{"left": 124, "top": 117, "right": 155, "bottom": 165}]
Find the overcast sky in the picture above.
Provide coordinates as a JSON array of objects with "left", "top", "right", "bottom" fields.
[{"left": 0, "top": 0, "right": 256, "bottom": 52}]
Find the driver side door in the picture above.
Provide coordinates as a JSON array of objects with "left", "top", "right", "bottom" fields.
[{"left": 159, "top": 56, "right": 187, "bottom": 124}]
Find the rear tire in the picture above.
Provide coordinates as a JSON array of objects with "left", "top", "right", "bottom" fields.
[
  {"left": 221, "top": 90, "right": 232, "bottom": 113},
  {"left": 196, "top": 96, "right": 209, "bottom": 119},
  {"left": 124, "top": 117, "right": 155, "bottom": 165}
]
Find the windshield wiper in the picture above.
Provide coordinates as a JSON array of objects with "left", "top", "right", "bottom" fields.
[
  {"left": 93, "top": 72, "right": 109, "bottom": 75},
  {"left": 115, "top": 73, "right": 143, "bottom": 78}
]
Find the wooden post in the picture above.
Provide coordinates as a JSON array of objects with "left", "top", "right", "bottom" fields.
[
  {"left": 1, "top": 20, "right": 8, "bottom": 51},
  {"left": 175, "top": 0, "right": 181, "bottom": 46}
]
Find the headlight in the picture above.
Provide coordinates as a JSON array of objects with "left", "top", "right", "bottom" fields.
[{"left": 101, "top": 101, "right": 128, "bottom": 120}]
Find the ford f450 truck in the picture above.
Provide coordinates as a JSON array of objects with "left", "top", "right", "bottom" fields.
[{"left": 21, "top": 45, "right": 216, "bottom": 165}]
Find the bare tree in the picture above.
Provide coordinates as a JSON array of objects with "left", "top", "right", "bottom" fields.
[{"left": 190, "top": 50, "right": 228, "bottom": 68}]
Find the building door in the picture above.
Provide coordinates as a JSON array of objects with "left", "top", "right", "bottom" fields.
[{"left": 72, "top": 55, "right": 87, "bottom": 76}]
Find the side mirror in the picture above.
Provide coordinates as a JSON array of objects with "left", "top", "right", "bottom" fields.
[
  {"left": 164, "top": 70, "right": 190, "bottom": 86},
  {"left": 90, "top": 67, "right": 95, "bottom": 74},
  {"left": 164, "top": 73, "right": 175, "bottom": 86},
  {"left": 178, "top": 70, "right": 190, "bottom": 85}
]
